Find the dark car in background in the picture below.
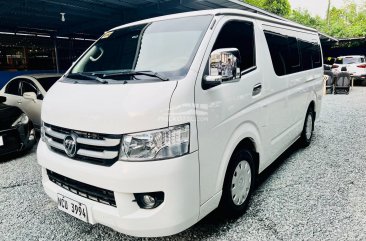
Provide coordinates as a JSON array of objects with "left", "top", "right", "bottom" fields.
[{"left": 0, "top": 96, "right": 35, "bottom": 157}]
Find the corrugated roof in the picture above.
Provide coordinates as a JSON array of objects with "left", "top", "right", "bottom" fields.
[{"left": 0, "top": 0, "right": 338, "bottom": 42}]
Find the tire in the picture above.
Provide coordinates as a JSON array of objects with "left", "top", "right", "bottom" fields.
[
  {"left": 218, "top": 149, "right": 255, "bottom": 218},
  {"left": 299, "top": 108, "right": 314, "bottom": 147}
]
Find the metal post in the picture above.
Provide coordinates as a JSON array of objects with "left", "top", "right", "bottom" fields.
[
  {"left": 327, "top": 0, "right": 331, "bottom": 27},
  {"left": 53, "top": 36, "right": 60, "bottom": 73}
]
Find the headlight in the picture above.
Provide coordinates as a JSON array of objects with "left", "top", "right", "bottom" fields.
[
  {"left": 120, "top": 123, "right": 190, "bottom": 161},
  {"left": 12, "top": 113, "right": 29, "bottom": 127}
]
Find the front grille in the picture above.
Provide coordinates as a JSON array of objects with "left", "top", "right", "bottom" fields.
[
  {"left": 44, "top": 123, "right": 121, "bottom": 166},
  {"left": 47, "top": 169, "right": 116, "bottom": 207}
]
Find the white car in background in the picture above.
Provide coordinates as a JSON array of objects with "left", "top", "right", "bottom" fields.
[
  {"left": 332, "top": 55, "right": 366, "bottom": 82},
  {"left": 0, "top": 74, "right": 62, "bottom": 130}
]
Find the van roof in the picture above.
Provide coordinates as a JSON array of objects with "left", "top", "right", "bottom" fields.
[{"left": 110, "top": 8, "right": 317, "bottom": 34}]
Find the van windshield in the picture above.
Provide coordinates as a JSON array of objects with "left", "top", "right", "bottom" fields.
[{"left": 70, "top": 15, "right": 212, "bottom": 81}]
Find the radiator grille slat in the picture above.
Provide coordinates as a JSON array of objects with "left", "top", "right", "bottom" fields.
[{"left": 44, "top": 123, "right": 121, "bottom": 166}]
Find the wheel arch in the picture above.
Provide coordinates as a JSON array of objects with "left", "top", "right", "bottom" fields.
[
  {"left": 215, "top": 122, "right": 262, "bottom": 194},
  {"left": 308, "top": 100, "right": 315, "bottom": 118}
]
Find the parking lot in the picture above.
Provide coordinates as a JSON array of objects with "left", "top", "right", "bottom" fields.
[{"left": 1, "top": 87, "right": 366, "bottom": 241}]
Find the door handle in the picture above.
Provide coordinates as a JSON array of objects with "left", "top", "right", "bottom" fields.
[
  {"left": 252, "top": 83, "right": 262, "bottom": 96},
  {"left": 17, "top": 100, "right": 22, "bottom": 104}
]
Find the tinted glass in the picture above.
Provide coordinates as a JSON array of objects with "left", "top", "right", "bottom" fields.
[
  {"left": 21, "top": 80, "right": 43, "bottom": 100},
  {"left": 312, "top": 43, "right": 322, "bottom": 68},
  {"left": 212, "top": 21, "right": 255, "bottom": 71},
  {"left": 37, "top": 77, "right": 60, "bottom": 91},
  {"left": 264, "top": 32, "right": 288, "bottom": 76},
  {"left": 265, "top": 30, "right": 322, "bottom": 75},
  {"left": 71, "top": 15, "right": 213, "bottom": 80},
  {"left": 287, "top": 37, "right": 301, "bottom": 72},
  {"left": 21, "top": 81, "right": 37, "bottom": 94},
  {"left": 5, "top": 79, "right": 21, "bottom": 95},
  {"left": 299, "top": 40, "right": 313, "bottom": 71}
]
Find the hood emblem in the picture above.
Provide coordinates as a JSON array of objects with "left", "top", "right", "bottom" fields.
[{"left": 63, "top": 134, "right": 77, "bottom": 158}]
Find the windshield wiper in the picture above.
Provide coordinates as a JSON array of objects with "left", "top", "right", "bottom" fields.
[
  {"left": 67, "top": 72, "right": 109, "bottom": 84},
  {"left": 102, "top": 70, "right": 169, "bottom": 81}
]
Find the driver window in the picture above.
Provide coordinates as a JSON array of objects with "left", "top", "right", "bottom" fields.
[
  {"left": 212, "top": 20, "right": 256, "bottom": 72},
  {"left": 21, "top": 80, "right": 43, "bottom": 100}
]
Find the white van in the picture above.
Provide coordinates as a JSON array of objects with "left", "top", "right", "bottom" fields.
[{"left": 37, "top": 9, "right": 323, "bottom": 237}]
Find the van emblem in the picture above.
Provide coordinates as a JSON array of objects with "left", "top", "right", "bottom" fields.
[{"left": 63, "top": 134, "right": 77, "bottom": 158}]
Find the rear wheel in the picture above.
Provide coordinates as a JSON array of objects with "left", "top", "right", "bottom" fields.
[
  {"left": 299, "top": 108, "right": 314, "bottom": 147},
  {"left": 218, "top": 149, "right": 255, "bottom": 218}
]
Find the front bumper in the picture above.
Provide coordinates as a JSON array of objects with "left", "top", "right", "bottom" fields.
[
  {"left": 37, "top": 141, "right": 200, "bottom": 237},
  {"left": 0, "top": 128, "right": 21, "bottom": 156}
]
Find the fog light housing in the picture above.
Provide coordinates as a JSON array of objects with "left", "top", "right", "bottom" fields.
[{"left": 134, "top": 192, "right": 164, "bottom": 209}]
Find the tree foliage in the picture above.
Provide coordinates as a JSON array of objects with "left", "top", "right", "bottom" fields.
[
  {"left": 244, "top": 0, "right": 366, "bottom": 38},
  {"left": 244, "top": 0, "right": 290, "bottom": 17}
]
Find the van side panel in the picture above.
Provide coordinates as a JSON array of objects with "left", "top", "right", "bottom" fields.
[
  {"left": 195, "top": 17, "right": 323, "bottom": 207},
  {"left": 258, "top": 22, "right": 323, "bottom": 171},
  {"left": 195, "top": 16, "right": 267, "bottom": 205}
]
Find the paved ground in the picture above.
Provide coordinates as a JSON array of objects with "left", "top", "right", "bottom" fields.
[{"left": 1, "top": 87, "right": 366, "bottom": 241}]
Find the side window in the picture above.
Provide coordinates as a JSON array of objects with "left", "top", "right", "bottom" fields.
[
  {"left": 21, "top": 80, "right": 43, "bottom": 100},
  {"left": 5, "top": 78, "right": 21, "bottom": 96},
  {"left": 265, "top": 29, "right": 322, "bottom": 76},
  {"left": 299, "top": 40, "right": 313, "bottom": 71},
  {"left": 287, "top": 37, "right": 301, "bottom": 73},
  {"left": 212, "top": 20, "right": 255, "bottom": 72},
  {"left": 311, "top": 43, "right": 322, "bottom": 68},
  {"left": 264, "top": 32, "right": 288, "bottom": 76}
]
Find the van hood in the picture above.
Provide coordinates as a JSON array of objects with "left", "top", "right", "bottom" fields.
[{"left": 42, "top": 80, "right": 177, "bottom": 134}]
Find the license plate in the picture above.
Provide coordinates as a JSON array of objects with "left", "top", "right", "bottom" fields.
[
  {"left": 57, "top": 194, "right": 88, "bottom": 222},
  {"left": 0, "top": 136, "right": 3, "bottom": 146}
]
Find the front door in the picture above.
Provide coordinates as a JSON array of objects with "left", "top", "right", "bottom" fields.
[{"left": 195, "top": 17, "right": 265, "bottom": 204}]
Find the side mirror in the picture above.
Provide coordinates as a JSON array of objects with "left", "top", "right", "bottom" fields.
[
  {"left": 23, "top": 92, "right": 37, "bottom": 102},
  {"left": 203, "top": 48, "right": 241, "bottom": 89},
  {"left": 0, "top": 96, "right": 6, "bottom": 103},
  {"left": 203, "top": 75, "right": 222, "bottom": 89}
]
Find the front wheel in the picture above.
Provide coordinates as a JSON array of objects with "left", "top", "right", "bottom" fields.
[
  {"left": 218, "top": 149, "right": 255, "bottom": 218},
  {"left": 299, "top": 108, "right": 314, "bottom": 147}
]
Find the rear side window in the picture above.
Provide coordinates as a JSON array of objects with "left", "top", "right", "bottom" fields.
[
  {"left": 264, "top": 32, "right": 288, "bottom": 76},
  {"left": 288, "top": 37, "right": 301, "bottom": 72},
  {"left": 305, "top": 41, "right": 322, "bottom": 69},
  {"left": 264, "top": 30, "right": 322, "bottom": 76},
  {"left": 299, "top": 40, "right": 313, "bottom": 71}
]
